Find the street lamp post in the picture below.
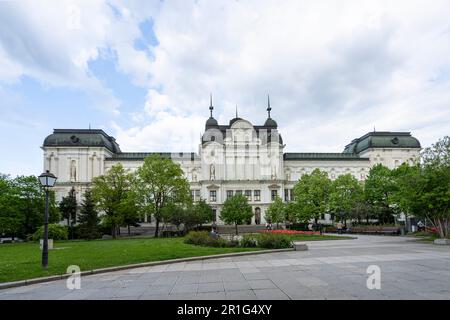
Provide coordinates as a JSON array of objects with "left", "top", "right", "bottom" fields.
[{"left": 38, "top": 170, "right": 57, "bottom": 268}]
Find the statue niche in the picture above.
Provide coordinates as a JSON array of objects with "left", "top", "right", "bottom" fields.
[
  {"left": 210, "top": 164, "right": 215, "bottom": 181},
  {"left": 70, "top": 160, "right": 77, "bottom": 182}
]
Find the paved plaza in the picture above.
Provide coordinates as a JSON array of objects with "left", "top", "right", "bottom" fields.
[{"left": 1, "top": 235, "right": 449, "bottom": 300}]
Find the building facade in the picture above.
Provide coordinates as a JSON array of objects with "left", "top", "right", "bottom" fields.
[{"left": 42, "top": 101, "right": 421, "bottom": 224}]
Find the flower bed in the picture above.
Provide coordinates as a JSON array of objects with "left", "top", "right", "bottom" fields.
[{"left": 261, "top": 230, "right": 320, "bottom": 235}]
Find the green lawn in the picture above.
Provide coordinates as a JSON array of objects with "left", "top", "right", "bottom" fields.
[
  {"left": 0, "top": 237, "right": 262, "bottom": 283},
  {"left": 0, "top": 234, "right": 351, "bottom": 283}
]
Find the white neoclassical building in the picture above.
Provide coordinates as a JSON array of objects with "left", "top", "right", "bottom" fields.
[{"left": 42, "top": 100, "right": 421, "bottom": 224}]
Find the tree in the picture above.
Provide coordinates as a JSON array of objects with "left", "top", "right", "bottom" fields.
[
  {"left": 91, "top": 164, "right": 135, "bottom": 238},
  {"left": 219, "top": 194, "right": 253, "bottom": 235},
  {"left": 77, "top": 189, "right": 101, "bottom": 239},
  {"left": 135, "top": 154, "right": 191, "bottom": 237},
  {"left": 284, "top": 201, "right": 298, "bottom": 225},
  {"left": 394, "top": 137, "right": 449, "bottom": 238},
  {"left": 329, "top": 174, "right": 364, "bottom": 225},
  {"left": 15, "top": 175, "right": 60, "bottom": 237},
  {"left": 0, "top": 174, "right": 60, "bottom": 240},
  {"left": 364, "top": 164, "right": 397, "bottom": 224},
  {"left": 265, "top": 196, "right": 285, "bottom": 229},
  {"left": 0, "top": 174, "right": 22, "bottom": 240},
  {"left": 292, "top": 169, "right": 331, "bottom": 223},
  {"left": 59, "top": 188, "right": 77, "bottom": 238},
  {"left": 193, "top": 199, "right": 214, "bottom": 227}
]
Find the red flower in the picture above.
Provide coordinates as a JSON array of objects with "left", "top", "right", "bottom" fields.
[{"left": 261, "top": 230, "right": 320, "bottom": 235}]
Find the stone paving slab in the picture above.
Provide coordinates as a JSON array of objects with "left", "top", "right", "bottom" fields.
[{"left": 1, "top": 235, "right": 449, "bottom": 300}]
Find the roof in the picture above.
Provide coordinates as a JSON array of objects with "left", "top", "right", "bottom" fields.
[
  {"left": 202, "top": 117, "right": 283, "bottom": 144},
  {"left": 343, "top": 132, "right": 421, "bottom": 154},
  {"left": 43, "top": 129, "right": 121, "bottom": 153},
  {"left": 205, "top": 117, "right": 219, "bottom": 128},
  {"left": 284, "top": 153, "right": 369, "bottom": 161},
  {"left": 264, "top": 117, "right": 278, "bottom": 127},
  {"left": 106, "top": 152, "right": 199, "bottom": 161}
]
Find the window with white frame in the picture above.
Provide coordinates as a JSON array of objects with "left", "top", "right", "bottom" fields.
[
  {"left": 254, "top": 190, "right": 261, "bottom": 201},
  {"left": 209, "top": 190, "right": 217, "bottom": 202}
]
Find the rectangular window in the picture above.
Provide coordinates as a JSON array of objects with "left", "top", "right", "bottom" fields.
[
  {"left": 210, "top": 190, "right": 217, "bottom": 202},
  {"left": 226, "top": 190, "right": 234, "bottom": 199},
  {"left": 254, "top": 190, "right": 261, "bottom": 201},
  {"left": 191, "top": 190, "right": 201, "bottom": 202},
  {"left": 245, "top": 190, "right": 252, "bottom": 201},
  {"left": 235, "top": 190, "right": 242, "bottom": 196},
  {"left": 271, "top": 189, "right": 278, "bottom": 201},
  {"left": 284, "top": 189, "right": 289, "bottom": 202}
]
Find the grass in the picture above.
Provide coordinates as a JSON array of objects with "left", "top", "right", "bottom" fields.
[
  {"left": 0, "top": 233, "right": 352, "bottom": 283},
  {"left": 407, "top": 231, "right": 448, "bottom": 242},
  {"left": 0, "top": 237, "right": 262, "bottom": 283}
]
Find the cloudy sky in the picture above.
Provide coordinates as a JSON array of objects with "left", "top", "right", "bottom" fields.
[{"left": 1, "top": 0, "right": 449, "bottom": 177}]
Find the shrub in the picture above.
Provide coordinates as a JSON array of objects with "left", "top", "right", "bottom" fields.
[
  {"left": 184, "top": 231, "right": 211, "bottom": 245},
  {"left": 240, "top": 234, "right": 258, "bottom": 247},
  {"left": 32, "top": 224, "right": 68, "bottom": 241},
  {"left": 257, "top": 233, "right": 292, "bottom": 249},
  {"left": 184, "top": 231, "right": 239, "bottom": 247}
]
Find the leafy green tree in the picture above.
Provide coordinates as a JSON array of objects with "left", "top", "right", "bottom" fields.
[
  {"left": 0, "top": 174, "right": 22, "bottom": 240},
  {"left": 91, "top": 164, "right": 135, "bottom": 238},
  {"left": 135, "top": 154, "right": 191, "bottom": 237},
  {"left": 284, "top": 201, "right": 298, "bottom": 225},
  {"left": 394, "top": 137, "right": 449, "bottom": 238},
  {"left": 193, "top": 199, "right": 214, "bottom": 227},
  {"left": 0, "top": 174, "right": 60, "bottom": 239},
  {"left": 265, "top": 196, "right": 285, "bottom": 229},
  {"left": 13, "top": 175, "right": 60, "bottom": 237},
  {"left": 329, "top": 174, "right": 364, "bottom": 224},
  {"left": 364, "top": 164, "right": 397, "bottom": 224},
  {"left": 162, "top": 202, "right": 187, "bottom": 231},
  {"left": 119, "top": 188, "right": 141, "bottom": 236},
  {"left": 292, "top": 169, "right": 331, "bottom": 223},
  {"left": 219, "top": 194, "right": 253, "bottom": 235},
  {"left": 77, "top": 190, "right": 101, "bottom": 239},
  {"left": 59, "top": 188, "right": 77, "bottom": 239}
]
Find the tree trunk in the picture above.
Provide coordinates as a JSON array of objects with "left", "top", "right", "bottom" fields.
[
  {"left": 111, "top": 225, "right": 116, "bottom": 239},
  {"left": 128, "top": 225, "right": 131, "bottom": 236},
  {"left": 435, "top": 218, "right": 448, "bottom": 239},
  {"left": 155, "top": 219, "right": 160, "bottom": 238},
  {"left": 235, "top": 223, "right": 238, "bottom": 235}
]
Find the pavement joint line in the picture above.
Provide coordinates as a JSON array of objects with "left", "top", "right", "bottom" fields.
[{"left": 0, "top": 248, "right": 293, "bottom": 290}]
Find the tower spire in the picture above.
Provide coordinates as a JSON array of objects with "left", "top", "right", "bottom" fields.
[
  {"left": 209, "top": 93, "right": 213, "bottom": 117},
  {"left": 267, "top": 94, "right": 272, "bottom": 118},
  {"left": 235, "top": 104, "right": 238, "bottom": 118}
]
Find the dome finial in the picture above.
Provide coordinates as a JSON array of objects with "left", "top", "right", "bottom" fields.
[
  {"left": 267, "top": 94, "right": 272, "bottom": 118},
  {"left": 235, "top": 104, "right": 238, "bottom": 118},
  {"left": 209, "top": 93, "right": 213, "bottom": 117}
]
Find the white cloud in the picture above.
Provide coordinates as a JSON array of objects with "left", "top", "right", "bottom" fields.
[
  {"left": 1, "top": 0, "right": 449, "bottom": 153},
  {"left": 112, "top": 0, "right": 450, "bottom": 153}
]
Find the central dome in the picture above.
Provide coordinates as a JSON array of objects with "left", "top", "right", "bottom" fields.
[
  {"left": 206, "top": 117, "right": 218, "bottom": 127},
  {"left": 264, "top": 117, "right": 278, "bottom": 127}
]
